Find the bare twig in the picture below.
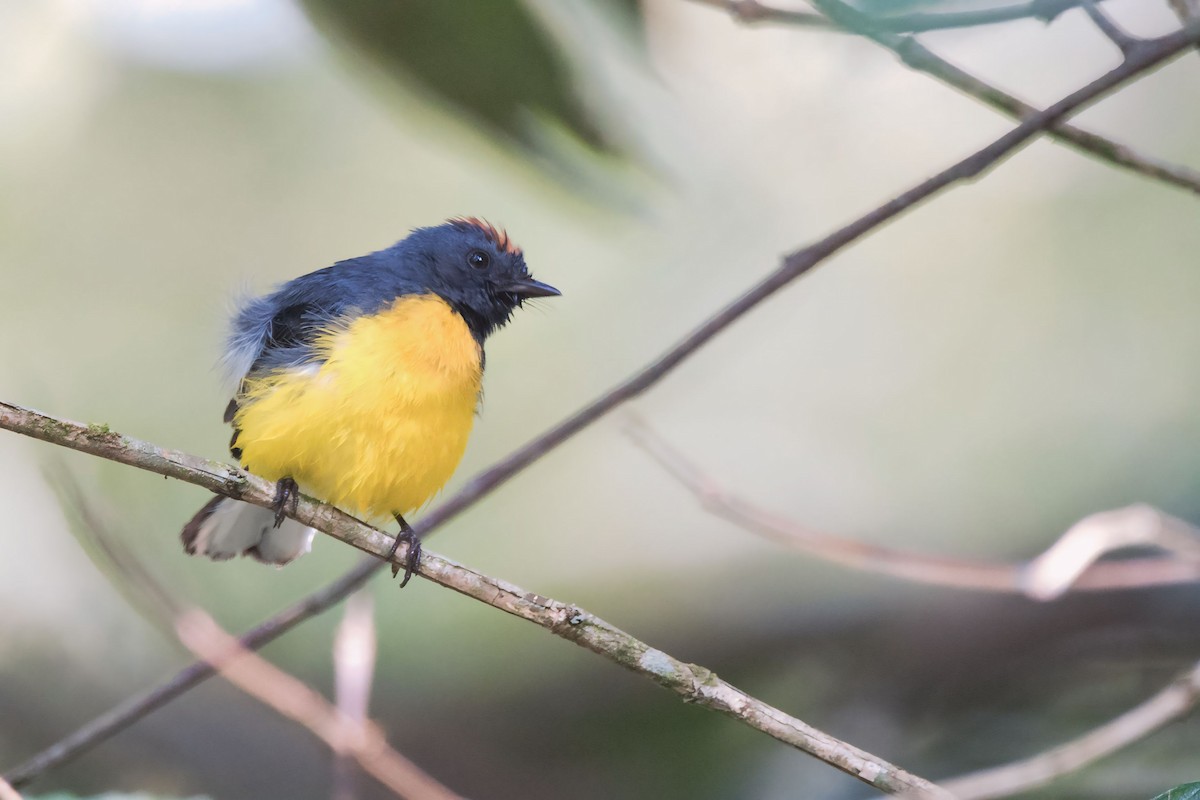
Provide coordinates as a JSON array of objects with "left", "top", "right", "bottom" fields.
[
  {"left": 1022, "top": 504, "right": 1200, "bottom": 599},
  {"left": 885, "top": 37, "right": 1200, "bottom": 195},
  {"left": 923, "top": 660, "right": 1200, "bottom": 800},
  {"left": 628, "top": 418, "right": 1200, "bottom": 596},
  {"left": 1169, "top": 0, "right": 1200, "bottom": 27},
  {"left": 868, "top": 0, "right": 1100, "bottom": 33},
  {"left": 6, "top": 19, "right": 1200, "bottom": 789},
  {"left": 693, "top": 0, "right": 1103, "bottom": 33},
  {"left": 0, "top": 778, "right": 23, "bottom": 800},
  {"left": 694, "top": 0, "right": 1200, "bottom": 195},
  {"left": 177, "top": 609, "right": 459, "bottom": 800},
  {"left": 448, "top": 18, "right": 1200, "bottom": 518},
  {"left": 2, "top": 553, "right": 381, "bottom": 788},
  {"left": 1168, "top": 0, "right": 1200, "bottom": 54},
  {"left": 333, "top": 592, "right": 377, "bottom": 800},
  {"left": 697, "top": 0, "right": 832, "bottom": 28},
  {"left": 0, "top": 404, "right": 945, "bottom": 796},
  {"left": 63, "top": 481, "right": 441, "bottom": 800},
  {"left": 1082, "top": 0, "right": 1144, "bottom": 56}
]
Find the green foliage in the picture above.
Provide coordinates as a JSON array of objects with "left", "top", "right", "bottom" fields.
[
  {"left": 298, "top": 0, "right": 640, "bottom": 154},
  {"left": 1152, "top": 784, "right": 1200, "bottom": 800}
]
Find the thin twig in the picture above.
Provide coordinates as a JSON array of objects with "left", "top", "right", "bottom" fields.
[
  {"left": 869, "top": 0, "right": 1101, "bottom": 33},
  {"left": 922, "top": 660, "right": 1200, "bottom": 800},
  {"left": 1082, "top": 0, "right": 1144, "bottom": 56},
  {"left": 2, "top": 553, "right": 380, "bottom": 788},
  {"left": 0, "top": 778, "right": 22, "bottom": 800},
  {"left": 627, "top": 418, "right": 1200, "bottom": 596},
  {"left": 439, "top": 19, "right": 1200, "bottom": 530},
  {"left": 1169, "top": 0, "right": 1200, "bottom": 28},
  {"left": 177, "top": 610, "right": 459, "bottom": 800},
  {"left": 1168, "top": 0, "right": 1200, "bottom": 54},
  {"left": 333, "top": 592, "right": 377, "bottom": 800},
  {"left": 6, "top": 19, "right": 1200, "bottom": 788},
  {"left": 885, "top": 37, "right": 1200, "bottom": 195},
  {"left": 694, "top": 0, "right": 1200, "bottom": 195},
  {"left": 0, "top": 405, "right": 946, "bottom": 796},
  {"left": 696, "top": 0, "right": 832, "bottom": 28},
  {"left": 693, "top": 0, "right": 1103, "bottom": 33},
  {"left": 1023, "top": 504, "right": 1200, "bottom": 599},
  {"left": 71, "top": 490, "right": 431, "bottom": 800}
]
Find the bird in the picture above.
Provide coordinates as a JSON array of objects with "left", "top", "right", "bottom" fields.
[{"left": 180, "top": 218, "right": 559, "bottom": 586}]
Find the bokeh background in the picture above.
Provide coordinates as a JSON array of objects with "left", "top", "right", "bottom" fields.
[{"left": 3, "top": 1, "right": 1200, "bottom": 798}]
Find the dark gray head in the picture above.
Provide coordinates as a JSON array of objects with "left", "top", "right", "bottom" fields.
[{"left": 390, "top": 218, "right": 559, "bottom": 342}]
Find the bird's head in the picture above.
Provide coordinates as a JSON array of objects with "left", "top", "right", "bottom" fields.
[{"left": 394, "top": 218, "right": 559, "bottom": 342}]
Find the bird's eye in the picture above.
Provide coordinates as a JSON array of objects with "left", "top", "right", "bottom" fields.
[{"left": 467, "top": 250, "right": 490, "bottom": 270}]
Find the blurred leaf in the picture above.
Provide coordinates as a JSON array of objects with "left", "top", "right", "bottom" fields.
[
  {"left": 297, "top": 0, "right": 639, "bottom": 154},
  {"left": 1151, "top": 784, "right": 1200, "bottom": 800}
]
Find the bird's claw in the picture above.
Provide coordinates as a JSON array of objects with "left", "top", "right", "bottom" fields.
[
  {"left": 272, "top": 477, "right": 299, "bottom": 528},
  {"left": 386, "top": 520, "right": 422, "bottom": 588}
]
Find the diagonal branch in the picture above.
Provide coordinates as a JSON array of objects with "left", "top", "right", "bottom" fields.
[
  {"left": 333, "top": 592, "right": 377, "bottom": 800},
  {"left": 1082, "top": 0, "right": 1145, "bottom": 57},
  {"left": 440, "top": 19, "right": 1200, "bottom": 527},
  {"left": 177, "top": 610, "right": 459, "bottom": 800},
  {"left": 1022, "top": 504, "right": 1200, "bottom": 599},
  {"left": 1169, "top": 0, "right": 1200, "bottom": 30},
  {"left": 2, "top": 552, "right": 381, "bottom": 788},
  {"left": 628, "top": 418, "right": 1200, "bottom": 596},
  {"left": 5, "top": 19, "right": 1200, "bottom": 788},
  {"left": 865, "top": 0, "right": 1102, "bottom": 33},
  {"left": 68, "top": 492, "right": 423, "bottom": 800},
  {"left": 693, "top": 0, "right": 1107, "bottom": 34},
  {"left": 922, "top": 660, "right": 1200, "bottom": 800},
  {"left": 695, "top": 0, "right": 1200, "bottom": 195},
  {"left": 882, "top": 36, "right": 1200, "bottom": 195},
  {"left": 0, "top": 404, "right": 947, "bottom": 797}
]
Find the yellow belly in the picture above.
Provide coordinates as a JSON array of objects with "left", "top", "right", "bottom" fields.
[{"left": 233, "top": 294, "right": 482, "bottom": 519}]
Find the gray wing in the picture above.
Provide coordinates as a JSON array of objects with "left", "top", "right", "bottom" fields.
[{"left": 220, "top": 273, "right": 350, "bottom": 459}]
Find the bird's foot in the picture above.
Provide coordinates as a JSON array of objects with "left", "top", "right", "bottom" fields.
[
  {"left": 272, "top": 477, "right": 299, "bottom": 528},
  {"left": 388, "top": 514, "right": 422, "bottom": 588}
]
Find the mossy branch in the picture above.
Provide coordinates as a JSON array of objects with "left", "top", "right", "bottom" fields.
[{"left": 0, "top": 401, "right": 947, "bottom": 797}]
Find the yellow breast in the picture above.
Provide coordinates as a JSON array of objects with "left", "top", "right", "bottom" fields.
[{"left": 233, "top": 294, "right": 483, "bottom": 519}]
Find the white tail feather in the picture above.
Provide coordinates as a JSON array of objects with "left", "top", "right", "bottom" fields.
[{"left": 182, "top": 496, "right": 315, "bottom": 566}]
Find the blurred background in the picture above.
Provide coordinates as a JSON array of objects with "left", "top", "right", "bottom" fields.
[{"left": 2, "top": 0, "right": 1200, "bottom": 798}]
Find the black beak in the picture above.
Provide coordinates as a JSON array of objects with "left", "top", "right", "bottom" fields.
[{"left": 505, "top": 277, "right": 561, "bottom": 298}]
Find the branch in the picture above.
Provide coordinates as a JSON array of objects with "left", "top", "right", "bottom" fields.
[
  {"left": 7, "top": 20, "right": 1199, "bottom": 787},
  {"left": 70, "top": 483, "right": 393, "bottom": 799},
  {"left": 884, "top": 35, "right": 1200, "bottom": 195},
  {"left": 692, "top": 0, "right": 1103, "bottom": 33},
  {"left": 177, "top": 609, "right": 458, "bottom": 800},
  {"left": 1023, "top": 504, "right": 1200, "bottom": 599},
  {"left": 0, "top": 404, "right": 945, "bottom": 797},
  {"left": 691, "top": 0, "right": 831, "bottom": 29},
  {"left": 3, "top": 553, "right": 381, "bottom": 788},
  {"left": 333, "top": 592, "right": 377, "bottom": 800},
  {"left": 1082, "top": 0, "right": 1144, "bottom": 57},
  {"left": 1169, "top": 0, "right": 1200, "bottom": 28},
  {"left": 694, "top": 0, "right": 1200, "bottom": 195},
  {"left": 0, "top": 778, "right": 22, "bottom": 800},
  {"left": 1168, "top": 0, "right": 1200, "bottom": 55},
  {"left": 628, "top": 418, "right": 1200, "bottom": 596},
  {"left": 866, "top": 0, "right": 1101, "bottom": 33},
  {"left": 415, "top": 16, "right": 1200, "bottom": 543},
  {"left": 924, "top": 660, "right": 1200, "bottom": 800}
]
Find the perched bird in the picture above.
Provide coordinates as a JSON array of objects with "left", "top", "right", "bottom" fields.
[{"left": 181, "top": 218, "right": 559, "bottom": 585}]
